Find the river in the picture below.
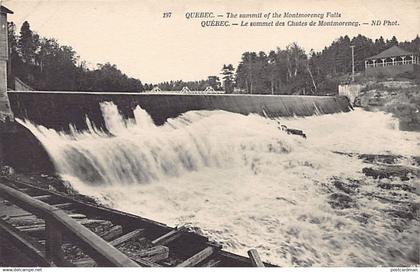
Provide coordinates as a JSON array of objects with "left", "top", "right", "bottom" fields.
[{"left": 18, "top": 102, "right": 420, "bottom": 266}]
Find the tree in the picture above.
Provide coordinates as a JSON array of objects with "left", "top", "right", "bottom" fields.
[
  {"left": 386, "top": 36, "right": 398, "bottom": 48},
  {"left": 18, "top": 21, "right": 37, "bottom": 65},
  {"left": 350, "top": 35, "right": 375, "bottom": 72},
  {"left": 9, "top": 21, "right": 144, "bottom": 92},
  {"left": 207, "top": 76, "right": 221, "bottom": 90},
  {"left": 16, "top": 21, "right": 41, "bottom": 83},
  {"left": 236, "top": 52, "right": 258, "bottom": 93},
  {"left": 221, "top": 64, "right": 235, "bottom": 93},
  {"left": 7, "top": 22, "right": 22, "bottom": 87},
  {"left": 374, "top": 36, "right": 386, "bottom": 54}
]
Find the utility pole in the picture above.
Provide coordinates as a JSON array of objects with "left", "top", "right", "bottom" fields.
[{"left": 350, "top": 45, "right": 355, "bottom": 83}]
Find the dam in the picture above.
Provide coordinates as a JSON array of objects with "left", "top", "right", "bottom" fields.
[
  {"left": 6, "top": 90, "right": 351, "bottom": 130},
  {"left": 1, "top": 89, "right": 351, "bottom": 173}
]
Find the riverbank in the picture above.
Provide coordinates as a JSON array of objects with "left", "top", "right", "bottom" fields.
[{"left": 355, "top": 80, "right": 420, "bottom": 131}]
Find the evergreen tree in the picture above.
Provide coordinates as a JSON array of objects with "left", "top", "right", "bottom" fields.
[
  {"left": 9, "top": 21, "right": 144, "bottom": 92},
  {"left": 386, "top": 36, "right": 399, "bottom": 48},
  {"left": 221, "top": 64, "right": 235, "bottom": 93},
  {"left": 18, "top": 21, "right": 37, "bottom": 65}
]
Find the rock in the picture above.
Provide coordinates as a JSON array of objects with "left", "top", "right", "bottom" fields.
[
  {"left": 332, "top": 179, "right": 359, "bottom": 195},
  {"left": 279, "top": 125, "right": 307, "bottom": 139},
  {"left": 1, "top": 165, "right": 15, "bottom": 175},
  {"left": 285, "top": 128, "right": 306, "bottom": 139},
  {"left": 328, "top": 193, "right": 356, "bottom": 209},
  {"left": 352, "top": 213, "right": 370, "bottom": 224},
  {"left": 383, "top": 204, "right": 417, "bottom": 220},
  {"left": 362, "top": 165, "right": 419, "bottom": 181},
  {"left": 377, "top": 182, "right": 415, "bottom": 193},
  {"left": 353, "top": 97, "right": 361, "bottom": 107},
  {"left": 407, "top": 246, "right": 420, "bottom": 264},
  {"left": 358, "top": 154, "right": 402, "bottom": 164}
]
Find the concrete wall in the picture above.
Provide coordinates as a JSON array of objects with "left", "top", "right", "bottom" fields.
[
  {"left": 2, "top": 92, "right": 351, "bottom": 173},
  {"left": 0, "top": 12, "right": 12, "bottom": 122},
  {"left": 0, "top": 61, "right": 12, "bottom": 121},
  {"left": 7, "top": 91, "right": 351, "bottom": 131},
  {"left": 14, "top": 77, "right": 36, "bottom": 92},
  {"left": 338, "top": 84, "right": 363, "bottom": 105},
  {"left": 0, "top": 13, "right": 8, "bottom": 60},
  {"left": 365, "top": 64, "right": 417, "bottom": 77},
  {"left": 0, "top": 122, "right": 55, "bottom": 173}
]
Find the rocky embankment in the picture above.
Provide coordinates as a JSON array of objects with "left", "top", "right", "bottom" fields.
[{"left": 355, "top": 80, "right": 420, "bottom": 131}]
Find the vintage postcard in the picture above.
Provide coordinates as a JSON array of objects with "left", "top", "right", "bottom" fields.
[{"left": 0, "top": 0, "right": 419, "bottom": 270}]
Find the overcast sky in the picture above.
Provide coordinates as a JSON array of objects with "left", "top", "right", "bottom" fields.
[{"left": 3, "top": 0, "right": 420, "bottom": 84}]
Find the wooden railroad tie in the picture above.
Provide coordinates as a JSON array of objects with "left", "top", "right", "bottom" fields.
[
  {"left": 53, "top": 203, "right": 74, "bottom": 209},
  {"left": 33, "top": 195, "right": 53, "bottom": 201},
  {"left": 200, "top": 258, "right": 221, "bottom": 267},
  {"left": 247, "top": 249, "right": 265, "bottom": 267},
  {"left": 109, "top": 228, "right": 144, "bottom": 247},
  {"left": 151, "top": 227, "right": 184, "bottom": 246},
  {"left": 177, "top": 246, "right": 215, "bottom": 267},
  {"left": 0, "top": 218, "right": 53, "bottom": 267},
  {"left": 101, "top": 225, "right": 123, "bottom": 241},
  {"left": 127, "top": 245, "right": 169, "bottom": 263}
]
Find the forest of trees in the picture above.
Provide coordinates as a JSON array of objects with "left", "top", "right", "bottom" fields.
[
  {"left": 7, "top": 20, "right": 420, "bottom": 95},
  {"left": 224, "top": 35, "right": 420, "bottom": 95},
  {"left": 8, "top": 21, "right": 144, "bottom": 92}
]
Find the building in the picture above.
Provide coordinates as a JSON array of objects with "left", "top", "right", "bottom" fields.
[
  {"left": 365, "top": 45, "right": 419, "bottom": 77},
  {"left": 0, "top": 5, "right": 13, "bottom": 122}
]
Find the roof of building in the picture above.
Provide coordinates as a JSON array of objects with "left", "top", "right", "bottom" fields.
[
  {"left": 0, "top": 5, "right": 13, "bottom": 14},
  {"left": 367, "top": 45, "right": 414, "bottom": 59},
  {"left": 1, "top": 5, "right": 13, "bottom": 14}
]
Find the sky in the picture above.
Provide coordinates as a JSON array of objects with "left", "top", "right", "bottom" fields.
[{"left": 2, "top": 0, "right": 420, "bottom": 84}]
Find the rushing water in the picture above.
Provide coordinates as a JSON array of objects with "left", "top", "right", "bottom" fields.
[{"left": 18, "top": 102, "right": 420, "bottom": 266}]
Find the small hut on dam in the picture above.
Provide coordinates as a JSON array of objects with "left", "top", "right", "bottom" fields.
[{"left": 364, "top": 45, "right": 419, "bottom": 77}]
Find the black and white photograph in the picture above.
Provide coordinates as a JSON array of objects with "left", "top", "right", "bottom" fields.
[{"left": 0, "top": 0, "right": 419, "bottom": 269}]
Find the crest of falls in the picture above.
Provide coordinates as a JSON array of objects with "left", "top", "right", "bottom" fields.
[
  {"left": 17, "top": 102, "right": 420, "bottom": 267},
  {"left": 18, "top": 102, "right": 297, "bottom": 185}
]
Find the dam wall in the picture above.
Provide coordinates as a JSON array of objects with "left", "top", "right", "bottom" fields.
[
  {"left": 2, "top": 91, "right": 351, "bottom": 173},
  {"left": 0, "top": 122, "right": 55, "bottom": 173},
  {"left": 7, "top": 91, "right": 351, "bottom": 131}
]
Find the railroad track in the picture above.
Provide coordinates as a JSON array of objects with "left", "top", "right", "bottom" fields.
[{"left": 0, "top": 176, "right": 272, "bottom": 267}]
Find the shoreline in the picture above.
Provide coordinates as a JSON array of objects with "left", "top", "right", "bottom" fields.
[{"left": 356, "top": 80, "right": 420, "bottom": 132}]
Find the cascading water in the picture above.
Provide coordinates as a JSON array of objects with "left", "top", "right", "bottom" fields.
[{"left": 18, "top": 102, "right": 419, "bottom": 266}]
